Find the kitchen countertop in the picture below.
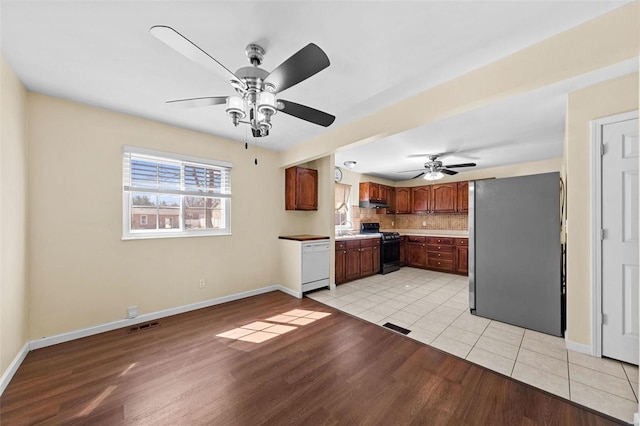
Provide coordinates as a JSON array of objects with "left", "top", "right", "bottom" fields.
[
  {"left": 335, "top": 230, "right": 468, "bottom": 241},
  {"left": 279, "top": 235, "right": 330, "bottom": 241},
  {"left": 335, "top": 233, "right": 381, "bottom": 241},
  {"left": 390, "top": 229, "right": 469, "bottom": 238}
]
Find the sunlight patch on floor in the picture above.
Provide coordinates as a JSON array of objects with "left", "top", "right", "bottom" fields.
[{"left": 216, "top": 310, "right": 331, "bottom": 344}]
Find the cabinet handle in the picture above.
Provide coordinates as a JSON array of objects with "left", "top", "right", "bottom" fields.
[
  {"left": 438, "top": 239, "right": 441, "bottom": 243},
  {"left": 438, "top": 254, "right": 441, "bottom": 257}
]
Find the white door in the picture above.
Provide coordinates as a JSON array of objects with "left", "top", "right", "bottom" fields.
[{"left": 602, "top": 117, "right": 639, "bottom": 365}]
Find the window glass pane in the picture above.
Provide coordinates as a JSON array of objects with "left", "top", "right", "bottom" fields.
[
  {"left": 131, "top": 193, "right": 158, "bottom": 230},
  {"left": 159, "top": 207, "right": 180, "bottom": 229},
  {"left": 184, "top": 165, "right": 222, "bottom": 193},
  {"left": 206, "top": 198, "right": 224, "bottom": 229},
  {"left": 184, "top": 196, "right": 205, "bottom": 229}
]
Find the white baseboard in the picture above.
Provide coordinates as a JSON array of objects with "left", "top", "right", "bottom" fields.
[
  {"left": 565, "top": 337, "right": 592, "bottom": 355},
  {"left": 30, "top": 285, "right": 292, "bottom": 350},
  {"left": 0, "top": 342, "right": 29, "bottom": 395},
  {"left": 277, "top": 285, "right": 302, "bottom": 299},
  {"left": 1, "top": 285, "right": 301, "bottom": 395}
]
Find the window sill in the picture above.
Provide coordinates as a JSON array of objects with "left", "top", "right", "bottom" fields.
[{"left": 122, "top": 231, "right": 231, "bottom": 241}]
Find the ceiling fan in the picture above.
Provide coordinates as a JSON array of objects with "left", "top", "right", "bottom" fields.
[
  {"left": 150, "top": 26, "right": 335, "bottom": 138},
  {"left": 402, "top": 154, "right": 476, "bottom": 181}
]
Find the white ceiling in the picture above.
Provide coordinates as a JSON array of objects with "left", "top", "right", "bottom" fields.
[{"left": 1, "top": 1, "right": 634, "bottom": 179}]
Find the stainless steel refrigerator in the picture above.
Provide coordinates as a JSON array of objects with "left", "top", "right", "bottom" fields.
[{"left": 469, "top": 172, "right": 563, "bottom": 336}]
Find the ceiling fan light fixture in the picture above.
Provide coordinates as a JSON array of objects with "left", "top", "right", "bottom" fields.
[
  {"left": 344, "top": 161, "right": 357, "bottom": 169},
  {"left": 257, "top": 91, "right": 277, "bottom": 116},
  {"left": 423, "top": 170, "right": 444, "bottom": 181},
  {"left": 226, "top": 96, "right": 246, "bottom": 124}
]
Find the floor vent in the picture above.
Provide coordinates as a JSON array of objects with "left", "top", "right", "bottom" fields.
[
  {"left": 382, "top": 322, "right": 411, "bottom": 335},
  {"left": 128, "top": 321, "right": 160, "bottom": 333}
]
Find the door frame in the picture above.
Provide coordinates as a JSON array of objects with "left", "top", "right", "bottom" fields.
[{"left": 590, "top": 110, "right": 638, "bottom": 357}]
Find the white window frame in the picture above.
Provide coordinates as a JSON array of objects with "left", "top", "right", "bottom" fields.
[{"left": 122, "top": 145, "right": 232, "bottom": 240}]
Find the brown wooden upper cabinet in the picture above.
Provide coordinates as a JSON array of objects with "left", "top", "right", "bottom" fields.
[
  {"left": 285, "top": 166, "right": 318, "bottom": 210},
  {"left": 386, "top": 187, "right": 396, "bottom": 214},
  {"left": 457, "top": 181, "right": 469, "bottom": 213},
  {"left": 411, "top": 186, "right": 431, "bottom": 214},
  {"left": 431, "top": 183, "right": 457, "bottom": 213},
  {"left": 395, "top": 187, "right": 411, "bottom": 214},
  {"left": 360, "top": 182, "right": 386, "bottom": 203}
]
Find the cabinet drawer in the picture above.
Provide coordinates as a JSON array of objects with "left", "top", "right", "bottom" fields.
[
  {"left": 428, "top": 251, "right": 453, "bottom": 260},
  {"left": 360, "top": 237, "right": 380, "bottom": 247},
  {"left": 455, "top": 238, "right": 468, "bottom": 246},
  {"left": 427, "top": 237, "right": 453, "bottom": 245},
  {"left": 427, "top": 244, "right": 454, "bottom": 253},
  {"left": 428, "top": 258, "right": 453, "bottom": 270},
  {"left": 408, "top": 236, "right": 426, "bottom": 243},
  {"left": 336, "top": 241, "right": 346, "bottom": 250},
  {"left": 345, "top": 240, "right": 361, "bottom": 250}
]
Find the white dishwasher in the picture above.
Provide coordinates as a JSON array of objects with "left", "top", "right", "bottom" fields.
[{"left": 301, "top": 241, "right": 330, "bottom": 292}]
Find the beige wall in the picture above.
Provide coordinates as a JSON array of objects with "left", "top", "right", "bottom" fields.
[
  {"left": 0, "top": 57, "right": 29, "bottom": 373},
  {"left": 27, "top": 93, "right": 284, "bottom": 339},
  {"left": 565, "top": 72, "right": 639, "bottom": 346}
]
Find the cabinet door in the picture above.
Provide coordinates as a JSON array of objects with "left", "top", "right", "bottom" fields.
[
  {"left": 386, "top": 187, "right": 396, "bottom": 214},
  {"left": 369, "top": 182, "right": 380, "bottom": 201},
  {"left": 399, "top": 238, "right": 407, "bottom": 266},
  {"left": 457, "top": 181, "right": 469, "bottom": 213},
  {"left": 360, "top": 246, "right": 374, "bottom": 276},
  {"left": 345, "top": 248, "right": 361, "bottom": 281},
  {"left": 411, "top": 186, "right": 431, "bottom": 214},
  {"left": 379, "top": 185, "right": 387, "bottom": 203},
  {"left": 431, "top": 183, "right": 457, "bottom": 213},
  {"left": 335, "top": 249, "right": 347, "bottom": 284},
  {"left": 395, "top": 187, "right": 411, "bottom": 214},
  {"left": 295, "top": 168, "right": 318, "bottom": 210},
  {"left": 372, "top": 243, "right": 380, "bottom": 274},
  {"left": 455, "top": 239, "right": 468, "bottom": 274},
  {"left": 408, "top": 242, "right": 427, "bottom": 268},
  {"left": 455, "top": 246, "right": 469, "bottom": 274}
]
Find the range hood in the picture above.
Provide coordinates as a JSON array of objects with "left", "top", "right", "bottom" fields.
[{"left": 359, "top": 200, "right": 389, "bottom": 209}]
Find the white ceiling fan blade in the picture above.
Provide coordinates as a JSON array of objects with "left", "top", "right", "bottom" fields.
[{"left": 150, "top": 26, "right": 246, "bottom": 90}]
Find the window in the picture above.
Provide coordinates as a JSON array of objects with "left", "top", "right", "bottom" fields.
[
  {"left": 335, "top": 183, "right": 352, "bottom": 230},
  {"left": 123, "top": 146, "right": 232, "bottom": 239}
]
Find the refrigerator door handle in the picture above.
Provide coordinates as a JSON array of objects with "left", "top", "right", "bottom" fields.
[{"left": 468, "top": 181, "right": 476, "bottom": 312}]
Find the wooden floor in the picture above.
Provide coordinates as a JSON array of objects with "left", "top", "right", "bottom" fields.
[{"left": 1, "top": 291, "right": 624, "bottom": 425}]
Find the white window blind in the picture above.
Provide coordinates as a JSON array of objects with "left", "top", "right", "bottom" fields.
[{"left": 122, "top": 146, "right": 232, "bottom": 239}]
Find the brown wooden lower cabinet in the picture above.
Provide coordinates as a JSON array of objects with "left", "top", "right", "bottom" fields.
[
  {"left": 455, "top": 238, "right": 469, "bottom": 274},
  {"left": 337, "top": 236, "right": 468, "bottom": 282},
  {"left": 407, "top": 236, "right": 468, "bottom": 275},
  {"left": 335, "top": 237, "right": 381, "bottom": 284},
  {"left": 407, "top": 236, "right": 427, "bottom": 268}
]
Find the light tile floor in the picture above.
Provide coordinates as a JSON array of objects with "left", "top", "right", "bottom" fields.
[{"left": 307, "top": 267, "right": 639, "bottom": 423}]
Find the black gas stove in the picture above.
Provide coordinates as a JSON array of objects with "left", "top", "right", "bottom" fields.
[{"left": 360, "top": 223, "right": 400, "bottom": 274}]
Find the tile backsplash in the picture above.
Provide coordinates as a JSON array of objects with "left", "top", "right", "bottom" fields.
[{"left": 352, "top": 206, "right": 468, "bottom": 231}]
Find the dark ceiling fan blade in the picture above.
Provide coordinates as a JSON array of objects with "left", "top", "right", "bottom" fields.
[
  {"left": 441, "top": 169, "right": 459, "bottom": 175},
  {"left": 444, "top": 162, "right": 476, "bottom": 168},
  {"left": 166, "top": 96, "right": 227, "bottom": 108},
  {"left": 412, "top": 172, "right": 426, "bottom": 179},
  {"left": 279, "top": 99, "right": 335, "bottom": 127},
  {"left": 150, "top": 26, "right": 246, "bottom": 90},
  {"left": 264, "top": 43, "right": 329, "bottom": 93}
]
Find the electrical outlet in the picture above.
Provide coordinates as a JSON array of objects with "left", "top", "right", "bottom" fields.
[
  {"left": 422, "top": 221, "right": 427, "bottom": 227},
  {"left": 127, "top": 306, "right": 138, "bottom": 319},
  {"left": 199, "top": 279, "right": 206, "bottom": 289},
  {"left": 391, "top": 221, "right": 394, "bottom": 226}
]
